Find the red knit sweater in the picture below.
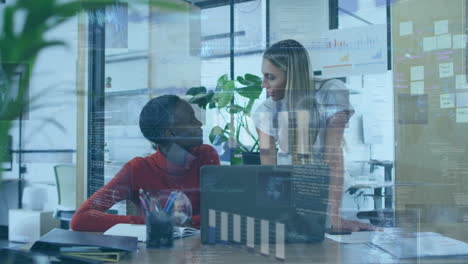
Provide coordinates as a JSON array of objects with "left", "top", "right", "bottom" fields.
[{"left": 70, "top": 144, "right": 220, "bottom": 232}]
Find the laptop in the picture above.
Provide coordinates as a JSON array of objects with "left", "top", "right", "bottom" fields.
[{"left": 200, "top": 164, "right": 330, "bottom": 245}]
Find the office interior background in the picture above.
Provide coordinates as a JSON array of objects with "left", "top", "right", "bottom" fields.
[{"left": 0, "top": 0, "right": 467, "bottom": 245}]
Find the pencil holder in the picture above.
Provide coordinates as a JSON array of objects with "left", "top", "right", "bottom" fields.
[{"left": 146, "top": 211, "right": 174, "bottom": 248}]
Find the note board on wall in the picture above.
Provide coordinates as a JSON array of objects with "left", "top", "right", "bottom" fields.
[{"left": 309, "top": 24, "right": 388, "bottom": 78}]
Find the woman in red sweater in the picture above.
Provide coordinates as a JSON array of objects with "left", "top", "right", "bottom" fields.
[{"left": 71, "top": 95, "right": 220, "bottom": 232}]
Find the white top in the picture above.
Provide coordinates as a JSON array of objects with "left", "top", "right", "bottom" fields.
[{"left": 252, "top": 79, "right": 354, "bottom": 164}]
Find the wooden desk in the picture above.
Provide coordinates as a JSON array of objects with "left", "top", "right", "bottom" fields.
[{"left": 121, "top": 236, "right": 468, "bottom": 264}]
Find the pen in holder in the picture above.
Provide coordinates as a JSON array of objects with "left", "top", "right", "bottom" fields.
[
  {"left": 139, "top": 189, "right": 174, "bottom": 248},
  {"left": 146, "top": 210, "right": 174, "bottom": 248}
]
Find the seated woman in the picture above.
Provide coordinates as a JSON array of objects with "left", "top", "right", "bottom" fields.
[{"left": 71, "top": 95, "right": 220, "bottom": 232}]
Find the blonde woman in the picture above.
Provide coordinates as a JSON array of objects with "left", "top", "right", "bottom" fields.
[{"left": 252, "top": 39, "right": 374, "bottom": 231}]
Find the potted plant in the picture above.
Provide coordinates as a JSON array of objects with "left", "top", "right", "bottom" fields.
[
  {"left": 0, "top": 0, "right": 184, "bottom": 183},
  {"left": 186, "top": 73, "right": 262, "bottom": 164}
]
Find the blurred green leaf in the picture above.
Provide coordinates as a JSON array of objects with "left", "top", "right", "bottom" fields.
[
  {"left": 245, "top": 73, "right": 262, "bottom": 84},
  {"left": 235, "top": 85, "right": 262, "bottom": 100},
  {"left": 186, "top": 86, "right": 207, "bottom": 96},
  {"left": 216, "top": 74, "right": 229, "bottom": 91},
  {"left": 227, "top": 104, "right": 244, "bottom": 114},
  {"left": 217, "top": 90, "right": 234, "bottom": 108}
]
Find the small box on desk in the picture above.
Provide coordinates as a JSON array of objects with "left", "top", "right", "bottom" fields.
[{"left": 8, "top": 210, "right": 59, "bottom": 242}]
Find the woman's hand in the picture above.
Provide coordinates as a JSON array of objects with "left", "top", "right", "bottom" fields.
[{"left": 331, "top": 217, "right": 379, "bottom": 232}]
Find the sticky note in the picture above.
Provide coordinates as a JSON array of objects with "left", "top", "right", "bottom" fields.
[
  {"left": 246, "top": 217, "right": 254, "bottom": 248},
  {"left": 260, "top": 220, "right": 269, "bottom": 255},
  {"left": 456, "top": 75, "right": 468, "bottom": 89},
  {"left": 457, "top": 93, "right": 468, "bottom": 107},
  {"left": 410, "top": 66, "right": 424, "bottom": 81},
  {"left": 411, "top": 81, "right": 424, "bottom": 95},
  {"left": 456, "top": 108, "right": 468, "bottom": 123},
  {"left": 221, "top": 212, "right": 228, "bottom": 243},
  {"left": 434, "top": 20, "right": 448, "bottom": 35},
  {"left": 452, "top": 34, "right": 467, "bottom": 49},
  {"left": 400, "top": 21, "right": 413, "bottom": 36},
  {"left": 275, "top": 223, "right": 285, "bottom": 260},
  {"left": 423, "top": 36, "right": 437, "bottom": 52},
  {"left": 439, "top": 63, "right": 454, "bottom": 78},
  {"left": 233, "top": 214, "right": 241, "bottom": 243},
  {"left": 436, "top": 34, "right": 452, "bottom": 49},
  {"left": 440, "top": 94, "right": 455, "bottom": 108}
]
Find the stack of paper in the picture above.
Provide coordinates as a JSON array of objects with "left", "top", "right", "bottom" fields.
[
  {"left": 104, "top": 223, "right": 200, "bottom": 242},
  {"left": 371, "top": 231, "right": 468, "bottom": 259}
]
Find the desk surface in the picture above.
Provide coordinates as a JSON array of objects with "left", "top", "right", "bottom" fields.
[{"left": 121, "top": 236, "right": 468, "bottom": 264}]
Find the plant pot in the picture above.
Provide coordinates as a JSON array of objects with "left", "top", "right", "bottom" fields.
[{"left": 241, "top": 152, "right": 260, "bottom": 165}]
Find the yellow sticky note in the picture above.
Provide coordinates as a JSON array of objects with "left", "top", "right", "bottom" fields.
[
  {"left": 439, "top": 63, "right": 454, "bottom": 78},
  {"left": 457, "top": 93, "right": 468, "bottom": 107},
  {"left": 456, "top": 108, "right": 468, "bottom": 123},
  {"left": 423, "top": 36, "right": 437, "bottom": 52},
  {"left": 452, "top": 34, "right": 466, "bottom": 49},
  {"left": 434, "top": 20, "right": 448, "bottom": 35},
  {"left": 400, "top": 21, "right": 413, "bottom": 36},
  {"left": 410, "top": 66, "right": 424, "bottom": 81},
  {"left": 440, "top": 94, "right": 455, "bottom": 108},
  {"left": 436, "top": 34, "right": 452, "bottom": 49},
  {"left": 456, "top": 75, "right": 468, "bottom": 89},
  {"left": 411, "top": 81, "right": 424, "bottom": 95}
]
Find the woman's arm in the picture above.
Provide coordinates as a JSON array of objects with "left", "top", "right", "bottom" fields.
[
  {"left": 70, "top": 163, "right": 144, "bottom": 232},
  {"left": 257, "top": 128, "right": 277, "bottom": 165},
  {"left": 324, "top": 111, "right": 375, "bottom": 231}
]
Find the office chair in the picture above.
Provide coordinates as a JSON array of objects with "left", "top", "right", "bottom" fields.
[{"left": 53, "top": 164, "right": 76, "bottom": 229}]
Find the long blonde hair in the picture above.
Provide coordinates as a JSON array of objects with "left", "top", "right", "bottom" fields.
[{"left": 263, "top": 39, "right": 318, "bottom": 164}]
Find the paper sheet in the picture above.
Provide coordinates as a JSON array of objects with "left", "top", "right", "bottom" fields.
[
  {"left": 325, "top": 231, "right": 373, "bottom": 244},
  {"left": 440, "top": 94, "right": 455, "bottom": 108},
  {"left": 452, "top": 34, "right": 466, "bottom": 49},
  {"left": 434, "top": 20, "right": 449, "bottom": 35},
  {"left": 436, "top": 34, "right": 452, "bottom": 49},
  {"left": 399, "top": 21, "right": 413, "bottom": 36},
  {"left": 439, "top": 63, "right": 454, "bottom": 78},
  {"left": 456, "top": 93, "right": 468, "bottom": 107},
  {"left": 410, "top": 66, "right": 424, "bottom": 81},
  {"left": 410, "top": 81, "right": 424, "bottom": 95},
  {"left": 456, "top": 75, "right": 468, "bottom": 89},
  {"left": 456, "top": 108, "right": 468, "bottom": 123},
  {"left": 423, "top": 36, "right": 437, "bottom": 52},
  {"left": 372, "top": 231, "right": 468, "bottom": 259}
]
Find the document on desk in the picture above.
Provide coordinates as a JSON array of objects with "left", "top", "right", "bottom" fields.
[
  {"left": 371, "top": 231, "right": 468, "bottom": 259},
  {"left": 325, "top": 231, "right": 373, "bottom": 244},
  {"left": 104, "top": 224, "right": 200, "bottom": 242}
]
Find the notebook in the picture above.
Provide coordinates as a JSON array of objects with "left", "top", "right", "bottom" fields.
[
  {"left": 104, "top": 223, "right": 200, "bottom": 242},
  {"left": 59, "top": 247, "right": 127, "bottom": 263}
]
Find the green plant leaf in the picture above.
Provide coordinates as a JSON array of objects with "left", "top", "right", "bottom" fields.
[
  {"left": 186, "top": 86, "right": 206, "bottom": 96},
  {"left": 245, "top": 73, "right": 262, "bottom": 84},
  {"left": 235, "top": 85, "right": 262, "bottom": 100},
  {"left": 209, "top": 126, "right": 227, "bottom": 145},
  {"left": 216, "top": 74, "right": 229, "bottom": 91},
  {"left": 217, "top": 91, "right": 233, "bottom": 108},
  {"left": 227, "top": 104, "right": 244, "bottom": 114}
]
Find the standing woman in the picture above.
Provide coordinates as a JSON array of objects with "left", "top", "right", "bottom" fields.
[{"left": 252, "top": 39, "right": 373, "bottom": 231}]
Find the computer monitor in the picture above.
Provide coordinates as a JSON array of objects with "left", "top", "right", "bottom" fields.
[{"left": 200, "top": 164, "right": 330, "bottom": 245}]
